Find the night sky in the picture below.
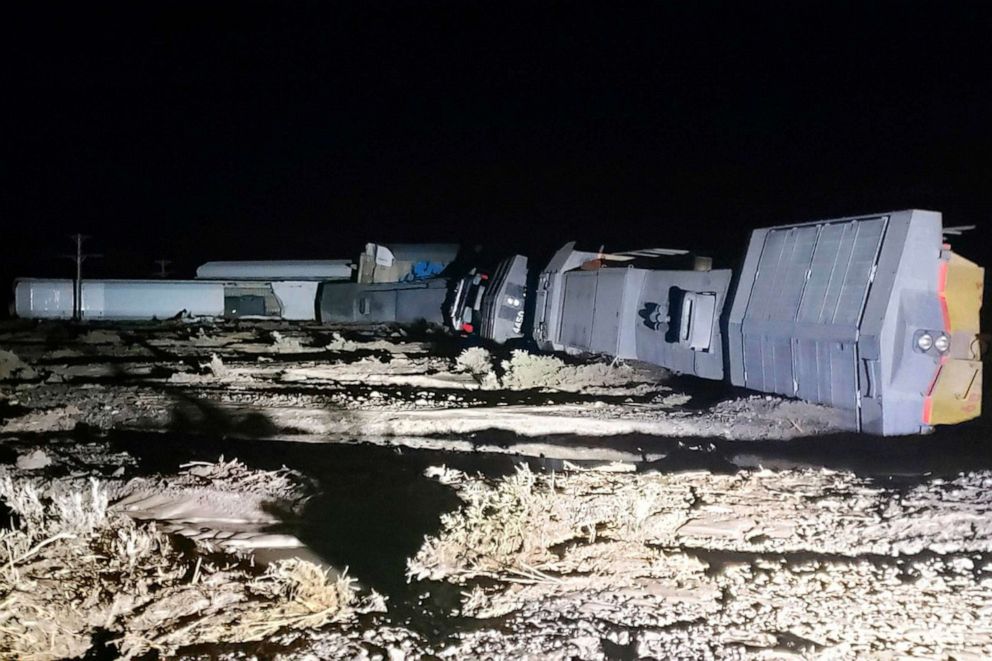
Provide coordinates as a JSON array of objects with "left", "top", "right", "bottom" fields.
[{"left": 3, "top": 1, "right": 991, "bottom": 312}]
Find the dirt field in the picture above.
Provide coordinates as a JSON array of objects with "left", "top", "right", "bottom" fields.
[
  {"left": 0, "top": 321, "right": 844, "bottom": 450},
  {"left": 0, "top": 320, "right": 989, "bottom": 659}
]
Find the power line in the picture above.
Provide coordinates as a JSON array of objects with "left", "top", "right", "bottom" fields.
[
  {"left": 61, "top": 234, "right": 102, "bottom": 321},
  {"left": 153, "top": 259, "right": 173, "bottom": 278}
]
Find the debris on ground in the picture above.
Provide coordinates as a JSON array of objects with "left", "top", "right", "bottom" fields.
[
  {"left": 325, "top": 331, "right": 360, "bottom": 352},
  {"left": 0, "top": 348, "right": 37, "bottom": 381},
  {"left": 270, "top": 331, "right": 308, "bottom": 353},
  {"left": 423, "top": 464, "right": 469, "bottom": 486},
  {"left": 14, "top": 448, "right": 52, "bottom": 470},
  {"left": 205, "top": 352, "right": 229, "bottom": 377},
  {"left": 1, "top": 404, "right": 82, "bottom": 433},
  {"left": 78, "top": 329, "right": 124, "bottom": 345}
]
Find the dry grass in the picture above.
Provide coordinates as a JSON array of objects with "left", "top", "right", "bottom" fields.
[
  {"left": 498, "top": 351, "right": 568, "bottom": 390},
  {"left": 176, "top": 456, "right": 308, "bottom": 498},
  {"left": 270, "top": 331, "right": 307, "bottom": 353},
  {"left": 408, "top": 464, "right": 682, "bottom": 585},
  {"left": 0, "top": 470, "right": 369, "bottom": 660},
  {"left": 324, "top": 332, "right": 359, "bottom": 352},
  {"left": 495, "top": 350, "right": 638, "bottom": 391},
  {"left": 454, "top": 347, "right": 493, "bottom": 377},
  {"left": 204, "top": 352, "right": 229, "bottom": 377},
  {"left": 411, "top": 467, "right": 992, "bottom": 657}
]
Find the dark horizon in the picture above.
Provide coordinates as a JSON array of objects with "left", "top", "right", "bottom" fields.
[{"left": 4, "top": 1, "right": 991, "bottom": 311}]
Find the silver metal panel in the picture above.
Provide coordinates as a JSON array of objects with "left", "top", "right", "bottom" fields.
[
  {"left": 726, "top": 228, "right": 767, "bottom": 386},
  {"left": 739, "top": 225, "right": 817, "bottom": 396},
  {"left": 863, "top": 211, "right": 945, "bottom": 435},
  {"left": 319, "top": 280, "right": 447, "bottom": 324},
  {"left": 683, "top": 292, "right": 717, "bottom": 351},
  {"left": 615, "top": 269, "right": 646, "bottom": 360},
  {"left": 537, "top": 247, "right": 731, "bottom": 379},
  {"left": 747, "top": 335, "right": 794, "bottom": 396},
  {"left": 630, "top": 269, "right": 732, "bottom": 380},
  {"left": 728, "top": 209, "right": 949, "bottom": 435},
  {"left": 533, "top": 243, "right": 601, "bottom": 351},
  {"left": 797, "top": 219, "right": 885, "bottom": 326},
  {"left": 558, "top": 272, "right": 598, "bottom": 349},
  {"left": 747, "top": 226, "right": 818, "bottom": 323},
  {"left": 479, "top": 255, "right": 529, "bottom": 343},
  {"left": 737, "top": 217, "right": 887, "bottom": 410},
  {"left": 589, "top": 270, "right": 627, "bottom": 354},
  {"left": 793, "top": 340, "right": 857, "bottom": 408},
  {"left": 271, "top": 281, "right": 320, "bottom": 320}
]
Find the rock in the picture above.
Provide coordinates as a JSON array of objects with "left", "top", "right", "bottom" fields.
[
  {"left": 16, "top": 449, "right": 53, "bottom": 470},
  {"left": 0, "top": 349, "right": 38, "bottom": 381}
]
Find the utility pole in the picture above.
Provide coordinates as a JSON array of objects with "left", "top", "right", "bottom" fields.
[
  {"left": 153, "top": 259, "right": 173, "bottom": 278},
  {"left": 62, "top": 234, "right": 102, "bottom": 321}
]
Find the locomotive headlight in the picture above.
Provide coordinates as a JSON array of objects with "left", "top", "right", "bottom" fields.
[
  {"left": 934, "top": 333, "right": 950, "bottom": 354},
  {"left": 506, "top": 296, "right": 521, "bottom": 307},
  {"left": 916, "top": 333, "right": 934, "bottom": 351}
]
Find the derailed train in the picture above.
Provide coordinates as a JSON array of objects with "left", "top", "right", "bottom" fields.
[
  {"left": 404, "top": 209, "right": 984, "bottom": 436},
  {"left": 13, "top": 209, "right": 981, "bottom": 435}
]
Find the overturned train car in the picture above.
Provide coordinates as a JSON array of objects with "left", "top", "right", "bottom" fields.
[{"left": 483, "top": 210, "right": 984, "bottom": 435}]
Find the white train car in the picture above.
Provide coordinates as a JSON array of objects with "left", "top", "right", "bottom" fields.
[
  {"left": 14, "top": 279, "right": 225, "bottom": 320},
  {"left": 195, "top": 260, "right": 352, "bottom": 281},
  {"left": 14, "top": 278, "right": 322, "bottom": 321}
]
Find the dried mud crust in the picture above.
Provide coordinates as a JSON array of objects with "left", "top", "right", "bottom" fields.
[
  {"left": 405, "top": 464, "right": 992, "bottom": 659},
  {"left": 0, "top": 322, "right": 844, "bottom": 444}
]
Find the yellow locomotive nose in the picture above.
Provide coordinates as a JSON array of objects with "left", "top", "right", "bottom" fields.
[{"left": 923, "top": 249, "right": 984, "bottom": 426}]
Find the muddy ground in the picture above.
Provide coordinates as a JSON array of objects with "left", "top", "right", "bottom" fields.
[{"left": 0, "top": 320, "right": 990, "bottom": 659}]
